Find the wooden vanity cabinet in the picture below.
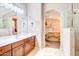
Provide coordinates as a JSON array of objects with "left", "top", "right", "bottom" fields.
[
  {"left": 0, "top": 36, "right": 36, "bottom": 56},
  {"left": 28, "top": 36, "right": 35, "bottom": 49},
  {"left": 24, "top": 36, "right": 35, "bottom": 55},
  {"left": 0, "top": 44, "right": 11, "bottom": 56},
  {"left": 12, "top": 40, "right": 24, "bottom": 56},
  {"left": 1, "top": 51, "right": 11, "bottom": 56},
  {"left": 24, "top": 40, "right": 32, "bottom": 55}
]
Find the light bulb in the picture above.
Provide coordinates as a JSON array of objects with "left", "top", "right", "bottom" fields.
[
  {"left": 18, "top": 8, "right": 21, "bottom": 12},
  {"left": 14, "top": 6, "right": 18, "bottom": 12},
  {"left": 9, "top": 3, "right": 14, "bottom": 11}
]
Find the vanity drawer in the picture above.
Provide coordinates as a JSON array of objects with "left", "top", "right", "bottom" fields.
[
  {"left": 12, "top": 40, "right": 24, "bottom": 49},
  {"left": 0, "top": 44, "right": 11, "bottom": 55}
]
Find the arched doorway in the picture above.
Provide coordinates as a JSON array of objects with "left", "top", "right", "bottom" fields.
[{"left": 45, "top": 9, "right": 60, "bottom": 48}]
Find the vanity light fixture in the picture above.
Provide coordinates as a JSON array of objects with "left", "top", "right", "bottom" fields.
[
  {"left": 3, "top": 3, "right": 10, "bottom": 9},
  {"left": 14, "top": 6, "right": 18, "bottom": 13},
  {"left": 9, "top": 3, "right": 14, "bottom": 11},
  {"left": 18, "top": 7, "right": 23, "bottom": 14},
  {"left": 0, "top": 3, "right": 24, "bottom": 14}
]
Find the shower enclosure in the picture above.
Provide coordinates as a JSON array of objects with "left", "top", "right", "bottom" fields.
[{"left": 72, "top": 3, "right": 79, "bottom": 56}]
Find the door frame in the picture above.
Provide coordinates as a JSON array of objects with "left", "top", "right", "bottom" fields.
[{"left": 41, "top": 3, "right": 63, "bottom": 49}]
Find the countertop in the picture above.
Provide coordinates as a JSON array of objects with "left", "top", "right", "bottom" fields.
[{"left": 0, "top": 33, "right": 36, "bottom": 47}]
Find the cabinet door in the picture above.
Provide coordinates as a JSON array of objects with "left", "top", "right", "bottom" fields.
[
  {"left": 2, "top": 51, "right": 11, "bottom": 56},
  {"left": 29, "top": 38, "right": 35, "bottom": 48},
  {"left": 24, "top": 42, "right": 31, "bottom": 55},
  {"left": 12, "top": 44, "right": 24, "bottom": 56},
  {"left": 24, "top": 36, "right": 35, "bottom": 55},
  {"left": 0, "top": 44, "right": 11, "bottom": 55}
]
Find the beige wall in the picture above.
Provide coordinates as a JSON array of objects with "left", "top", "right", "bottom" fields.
[{"left": 45, "top": 17, "right": 60, "bottom": 33}]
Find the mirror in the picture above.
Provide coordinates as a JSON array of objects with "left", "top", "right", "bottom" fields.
[{"left": 0, "top": 4, "right": 17, "bottom": 37}]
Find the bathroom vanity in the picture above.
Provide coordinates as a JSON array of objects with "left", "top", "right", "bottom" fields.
[
  {"left": 0, "top": 33, "right": 36, "bottom": 56},
  {"left": 0, "top": 3, "right": 36, "bottom": 56}
]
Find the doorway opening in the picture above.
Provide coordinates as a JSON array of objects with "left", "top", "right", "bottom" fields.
[{"left": 44, "top": 9, "right": 60, "bottom": 48}]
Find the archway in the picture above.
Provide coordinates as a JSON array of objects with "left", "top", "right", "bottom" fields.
[{"left": 44, "top": 9, "right": 61, "bottom": 48}]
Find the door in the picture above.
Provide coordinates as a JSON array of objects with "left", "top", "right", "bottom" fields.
[
  {"left": 24, "top": 42, "right": 31, "bottom": 55},
  {"left": 12, "top": 44, "right": 24, "bottom": 56},
  {"left": 24, "top": 37, "right": 35, "bottom": 55}
]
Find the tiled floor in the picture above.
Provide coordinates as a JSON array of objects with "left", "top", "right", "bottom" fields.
[
  {"left": 28, "top": 38, "right": 63, "bottom": 56},
  {"left": 35, "top": 48, "right": 64, "bottom": 56}
]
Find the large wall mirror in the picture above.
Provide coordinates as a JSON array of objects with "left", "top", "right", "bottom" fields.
[{"left": 0, "top": 3, "right": 17, "bottom": 37}]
